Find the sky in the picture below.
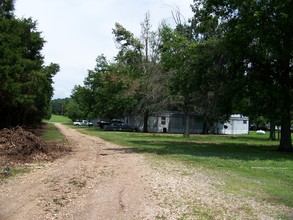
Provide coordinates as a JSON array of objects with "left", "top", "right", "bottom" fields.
[{"left": 15, "top": 0, "right": 194, "bottom": 99}]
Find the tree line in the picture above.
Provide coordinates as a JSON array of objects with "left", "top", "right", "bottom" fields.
[
  {"left": 63, "top": 1, "right": 291, "bottom": 151},
  {"left": 0, "top": 0, "right": 59, "bottom": 128}
]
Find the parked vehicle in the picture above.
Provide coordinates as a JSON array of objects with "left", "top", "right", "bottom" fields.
[
  {"left": 97, "top": 119, "right": 123, "bottom": 129},
  {"left": 104, "top": 122, "right": 139, "bottom": 132},
  {"left": 73, "top": 120, "right": 93, "bottom": 127},
  {"left": 97, "top": 121, "right": 112, "bottom": 129}
]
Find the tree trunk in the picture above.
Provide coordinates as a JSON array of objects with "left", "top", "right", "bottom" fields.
[
  {"left": 143, "top": 110, "right": 149, "bottom": 133},
  {"left": 202, "top": 121, "right": 209, "bottom": 134},
  {"left": 269, "top": 120, "right": 276, "bottom": 140},
  {"left": 183, "top": 97, "right": 190, "bottom": 138},
  {"left": 183, "top": 111, "right": 190, "bottom": 137},
  {"left": 278, "top": 85, "right": 292, "bottom": 151},
  {"left": 278, "top": 111, "right": 292, "bottom": 151}
]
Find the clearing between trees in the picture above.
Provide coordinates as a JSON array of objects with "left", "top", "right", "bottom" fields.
[{"left": 0, "top": 123, "right": 291, "bottom": 219}]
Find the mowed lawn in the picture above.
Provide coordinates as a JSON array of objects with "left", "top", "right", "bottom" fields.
[
  {"left": 85, "top": 128, "right": 293, "bottom": 208},
  {"left": 48, "top": 115, "right": 293, "bottom": 212}
]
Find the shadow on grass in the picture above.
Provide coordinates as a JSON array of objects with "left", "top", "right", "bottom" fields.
[
  {"left": 122, "top": 140, "right": 293, "bottom": 161},
  {"left": 102, "top": 137, "right": 293, "bottom": 209}
]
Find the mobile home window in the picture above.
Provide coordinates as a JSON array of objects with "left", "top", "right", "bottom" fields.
[
  {"left": 161, "top": 117, "right": 166, "bottom": 125},
  {"left": 243, "top": 120, "right": 247, "bottom": 124}
]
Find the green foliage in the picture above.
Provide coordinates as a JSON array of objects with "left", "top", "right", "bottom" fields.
[
  {"left": 113, "top": 22, "right": 143, "bottom": 56},
  {"left": 0, "top": 1, "right": 59, "bottom": 128},
  {"left": 159, "top": 25, "right": 198, "bottom": 136},
  {"left": 50, "top": 98, "right": 70, "bottom": 115},
  {"left": 74, "top": 55, "right": 111, "bottom": 119},
  {"left": 68, "top": 3, "right": 291, "bottom": 150},
  {"left": 192, "top": 0, "right": 293, "bottom": 150},
  {"left": 191, "top": 39, "right": 232, "bottom": 125},
  {"left": 71, "top": 19, "right": 166, "bottom": 122},
  {"left": 93, "top": 62, "right": 140, "bottom": 118},
  {"left": 159, "top": 24, "right": 230, "bottom": 135},
  {"left": 65, "top": 99, "right": 84, "bottom": 121},
  {"left": 71, "top": 85, "right": 93, "bottom": 118},
  {"left": 0, "top": 0, "right": 14, "bottom": 19},
  {"left": 160, "top": 25, "right": 195, "bottom": 96}
]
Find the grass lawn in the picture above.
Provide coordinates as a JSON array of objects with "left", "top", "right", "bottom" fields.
[
  {"left": 42, "top": 115, "right": 72, "bottom": 142},
  {"left": 41, "top": 123, "right": 67, "bottom": 142},
  {"left": 82, "top": 127, "right": 293, "bottom": 209},
  {"left": 47, "top": 114, "right": 72, "bottom": 125},
  {"left": 48, "top": 115, "right": 293, "bottom": 211}
]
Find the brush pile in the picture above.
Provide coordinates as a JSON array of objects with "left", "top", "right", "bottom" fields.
[{"left": 0, "top": 126, "right": 70, "bottom": 164}]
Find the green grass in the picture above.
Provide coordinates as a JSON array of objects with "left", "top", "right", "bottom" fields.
[
  {"left": 47, "top": 114, "right": 72, "bottom": 125},
  {"left": 41, "top": 123, "right": 66, "bottom": 142},
  {"left": 42, "top": 114, "right": 72, "bottom": 142},
  {"left": 42, "top": 116, "right": 293, "bottom": 210},
  {"left": 0, "top": 167, "right": 31, "bottom": 182},
  {"left": 80, "top": 127, "right": 293, "bottom": 209}
]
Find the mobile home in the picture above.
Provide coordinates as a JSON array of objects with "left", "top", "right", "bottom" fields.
[{"left": 216, "top": 114, "right": 249, "bottom": 134}]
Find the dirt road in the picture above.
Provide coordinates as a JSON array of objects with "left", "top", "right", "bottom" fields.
[{"left": 0, "top": 123, "right": 289, "bottom": 219}]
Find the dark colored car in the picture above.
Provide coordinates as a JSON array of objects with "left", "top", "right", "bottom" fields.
[
  {"left": 104, "top": 122, "right": 139, "bottom": 132},
  {"left": 97, "top": 119, "right": 123, "bottom": 129},
  {"left": 97, "top": 121, "right": 111, "bottom": 129}
]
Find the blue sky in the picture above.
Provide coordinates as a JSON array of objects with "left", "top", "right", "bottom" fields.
[{"left": 15, "top": 0, "right": 194, "bottom": 99}]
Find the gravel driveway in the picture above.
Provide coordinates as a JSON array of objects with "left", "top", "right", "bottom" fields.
[{"left": 0, "top": 123, "right": 289, "bottom": 219}]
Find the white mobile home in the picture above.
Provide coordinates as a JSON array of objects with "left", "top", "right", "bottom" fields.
[
  {"left": 216, "top": 114, "right": 249, "bottom": 134},
  {"left": 125, "top": 111, "right": 203, "bottom": 134},
  {"left": 125, "top": 112, "right": 249, "bottom": 135}
]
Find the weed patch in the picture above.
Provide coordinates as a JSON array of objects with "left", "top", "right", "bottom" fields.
[{"left": 68, "top": 177, "right": 86, "bottom": 188}]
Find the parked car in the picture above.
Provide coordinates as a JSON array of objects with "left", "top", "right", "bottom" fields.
[
  {"left": 97, "top": 119, "right": 123, "bottom": 129},
  {"left": 97, "top": 121, "right": 111, "bottom": 129},
  {"left": 104, "top": 122, "right": 139, "bottom": 132},
  {"left": 73, "top": 120, "right": 93, "bottom": 127}
]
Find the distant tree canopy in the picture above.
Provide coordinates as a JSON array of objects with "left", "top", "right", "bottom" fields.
[
  {"left": 0, "top": 0, "right": 59, "bottom": 128},
  {"left": 51, "top": 98, "right": 70, "bottom": 115}
]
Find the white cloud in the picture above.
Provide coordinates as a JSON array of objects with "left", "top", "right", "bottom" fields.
[{"left": 15, "top": 0, "right": 194, "bottom": 99}]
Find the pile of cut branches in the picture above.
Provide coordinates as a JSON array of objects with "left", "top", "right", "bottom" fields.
[{"left": 0, "top": 126, "right": 71, "bottom": 164}]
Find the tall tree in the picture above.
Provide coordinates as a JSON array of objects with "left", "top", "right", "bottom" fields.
[
  {"left": 70, "top": 85, "right": 92, "bottom": 120},
  {"left": 136, "top": 13, "right": 169, "bottom": 132},
  {"left": 65, "top": 98, "right": 84, "bottom": 122},
  {"left": 113, "top": 22, "right": 143, "bottom": 65},
  {"left": 112, "top": 21, "right": 168, "bottom": 130},
  {"left": 192, "top": 0, "right": 293, "bottom": 151},
  {"left": 0, "top": 0, "right": 59, "bottom": 127},
  {"left": 159, "top": 25, "right": 198, "bottom": 137},
  {"left": 93, "top": 62, "right": 139, "bottom": 119},
  {"left": 0, "top": 0, "right": 14, "bottom": 19},
  {"left": 191, "top": 39, "right": 232, "bottom": 133}
]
